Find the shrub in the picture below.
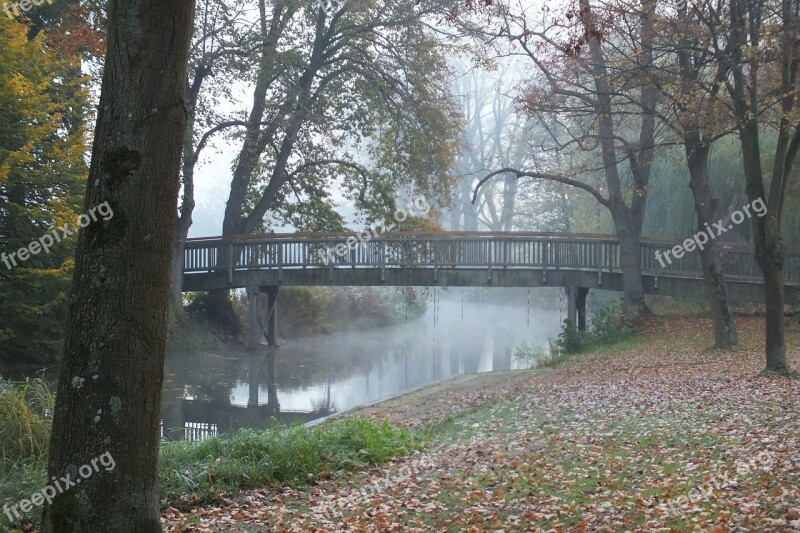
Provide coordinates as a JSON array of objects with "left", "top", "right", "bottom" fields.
[
  {"left": 553, "top": 300, "right": 631, "bottom": 356},
  {"left": 186, "top": 291, "right": 243, "bottom": 339},
  {"left": 510, "top": 340, "right": 565, "bottom": 368},
  {"left": 166, "top": 309, "right": 219, "bottom": 353},
  {"left": 557, "top": 319, "right": 590, "bottom": 354},
  {"left": 589, "top": 300, "right": 632, "bottom": 344}
]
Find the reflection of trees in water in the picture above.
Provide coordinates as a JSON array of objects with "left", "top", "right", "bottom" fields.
[
  {"left": 162, "top": 350, "right": 334, "bottom": 441},
  {"left": 162, "top": 298, "right": 561, "bottom": 441},
  {"left": 276, "top": 322, "right": 423, "bottom": 388}
]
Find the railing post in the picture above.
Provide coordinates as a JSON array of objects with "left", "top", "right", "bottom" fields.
[
  {"left": 328, "top": 240, "right": 335, "bottom": 282},
  {"left": 487, "top": 238, "right": 493, "bottom": 282},
  {"left": 380, "top": 240, "right": 386, "bottom": 282},
  {"left": 542, "top": 240, "right": 548, "bottom": 284},
  {"left": 433, "top": 238, "right": 438, "bottom": 283},
  {"left": 278, "top": 243, "right": 283, "bottom": 284},
  {"left": 227, "top": 243, "right": 233, "bottom": 285}
]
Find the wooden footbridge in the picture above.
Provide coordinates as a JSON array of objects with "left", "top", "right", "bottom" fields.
[{"left": 181, "top": 232, "right": 800, "bottom": 347}]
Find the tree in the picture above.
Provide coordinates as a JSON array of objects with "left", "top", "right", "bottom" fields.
[
  {"left": 41, "top": 0, "right": 195, "bottom": 530},
  {"left": 718, "top": 0, "right": 799, "bottom": 372},
  {"left": 218, "top": 0, "right": 460, "bottom": 238},
  {"left": 170, "top": 0, "right": 460, "bottom": 315},
  {"left": 449, "top": 63, "right": 528, "bottom": 232},
  {"left": 650, "top": 0, "right": 740, "bottom": 348},
  {"left": 0, "top": 14, "right": 90, "bottom": 367},
  {"left": 171, "top": 0, "right": 256, "bottom": 313},
  {"left": 474, "top": 0, "right": 659, "bottom": 321}
]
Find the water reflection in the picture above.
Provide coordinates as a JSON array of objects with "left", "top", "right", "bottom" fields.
[{"left": 161, "top": 298, "right": 562, "bottom": 441}]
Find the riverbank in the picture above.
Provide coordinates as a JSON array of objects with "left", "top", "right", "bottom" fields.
[{"left": 163, "top": 315, "right": 800, "bottom": 532}]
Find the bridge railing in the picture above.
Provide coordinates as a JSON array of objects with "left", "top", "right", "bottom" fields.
[{"left": 183, "top": 233, "right": 800, "bottom": 284}]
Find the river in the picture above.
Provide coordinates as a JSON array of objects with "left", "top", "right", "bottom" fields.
[{"left": 161, "top": 294, "right": 563, "bottom": 440}]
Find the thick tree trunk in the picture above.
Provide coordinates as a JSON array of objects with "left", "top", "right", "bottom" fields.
[
  {"left": 760, "top": 256, "right": 788, "bottom": 372},
  {"left": 41, "top": 1, "right": 195, "bottom": 531},
  {"left": 617, "top": 229, "right": 648, "bottom": 321},
  {"left": 686, "top": 142, "right": 738, "bottom": 348}
]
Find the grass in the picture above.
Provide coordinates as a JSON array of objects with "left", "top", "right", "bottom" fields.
[
  {"left": 0, "top": 378, "right": 53, "bottom": 532},
  {"left": 160, "top": 418, "right": 425, "bottom": 510},
  {"left": 412, "top": 394, "right": 779, "bottom": 532}
]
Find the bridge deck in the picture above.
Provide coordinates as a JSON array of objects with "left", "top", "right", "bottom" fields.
[{"left": 181, "top": 233, "right": 800, "bottom": 303}]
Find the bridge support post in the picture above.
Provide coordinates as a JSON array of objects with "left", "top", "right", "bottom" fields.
[
  {"left": 566, "top": 286, "right": 590, "bottom": 331},
  {"left": 265, "top": 286, "right": 279, "bottom": 346},
  {"left": 566, "top": 286, "right": 577, "bottom": 327},
  {"left": 576, "top": 287, "right": 589, "bottom": 332},
  {"left": 247, "top": 285, "right": 261, "bottom": 350}
]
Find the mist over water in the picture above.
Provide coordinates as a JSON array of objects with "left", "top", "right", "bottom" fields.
[{"left": 162, "top": 290, "right": 564, "bottom": 440}]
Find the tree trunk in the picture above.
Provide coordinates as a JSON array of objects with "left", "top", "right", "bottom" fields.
[
  {"left": 170, "top": 91, "right": 199, "bottom": 317},
  {"left": 41, "top": 1, "right": 195, "bottom": 531},
  {"left": 500, "top": 174, "right": 517, "bottom": 231},
  {"left": 617, "top": 229, "right": 648, "bottom": 320},
  {"left": 461, "top": 180, "right": 479, "bottom": 231},
  {"left": 760, "top": 255, "right": 788, "bottom": 372},
  {"left": 686, "top": 142, "right": 738, "bottom": 348}
]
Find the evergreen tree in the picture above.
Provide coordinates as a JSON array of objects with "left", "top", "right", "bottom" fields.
[{"left": 0, "top": 15, "right": 89, "bottom": 368}]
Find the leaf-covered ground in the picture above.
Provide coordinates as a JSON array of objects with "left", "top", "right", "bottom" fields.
[{"left": 163, "top": 316, "right": 800, "bottom": 532}]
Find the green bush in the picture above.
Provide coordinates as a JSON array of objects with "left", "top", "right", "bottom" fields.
[
  {"left": 792, "top": 292, "right": 800, "bottom": 324},
  {"left": 166, "top": 309, "right": 220, "bottom": 353},
  {"left": 186, "top": 291, "right": 243, "bottom": 339},
  {"left": 555, "top": 300, "right": 631, "bottom": 355},
  {"left": 557, "top": 319, "right": 590, "bottom": 354},
  {"left": 589, "top": 300, "right": 632, "bottom": 344}
]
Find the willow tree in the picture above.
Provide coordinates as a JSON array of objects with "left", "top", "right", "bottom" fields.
[{"left": 41, "top": 0, "right": 195, "bottom": 530}]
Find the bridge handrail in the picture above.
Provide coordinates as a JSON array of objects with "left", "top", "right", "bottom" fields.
[{"left": 181, "top": 233, "right": 800, "bottom": 284}]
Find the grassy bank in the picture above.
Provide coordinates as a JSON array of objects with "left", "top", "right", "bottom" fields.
[
  {"left": 0, "top": 378, "right": 423, "bottom": 531},
  {"left": 160, "top": 316, "right": 799, "bottom": 532},
  {"left": 159, "top": 418, "right": 424, "bottom": 511}
]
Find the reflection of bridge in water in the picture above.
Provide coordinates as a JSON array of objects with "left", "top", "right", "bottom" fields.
[
  {"left": 161, "top": 352, "right": 334, "bottom": 441},
  {"left": 181, "top": 232, "right": 800, "bottom": 347}
]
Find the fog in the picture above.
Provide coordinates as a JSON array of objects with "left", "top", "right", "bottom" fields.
[{"left": 161, "top": 288, "right": 565, "bottom": 439}]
